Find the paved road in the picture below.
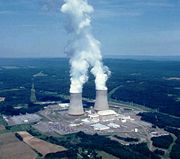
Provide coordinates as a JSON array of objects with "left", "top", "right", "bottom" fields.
[
  {"left": 163, "top": 133, "right": 177, "bottom": 159},
  {"left": 130, "top": 120, "right": 153, "bottom": 151}
]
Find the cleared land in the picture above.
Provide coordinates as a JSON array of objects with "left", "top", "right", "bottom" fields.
[
  {"left": 17, "top": 131, "right": 67, "bottom": 156},
  {"left": 165, "top": 77, "right": 180, "bottom": 81},
  {"left": 97, "top": 150, "right": 119, "bottom": 159},
  {"left": 0, "top": 132, "right": 37, "bottom": 159},
  {"left": 0, "top": 124, "right": 5, "bottom": 131}
]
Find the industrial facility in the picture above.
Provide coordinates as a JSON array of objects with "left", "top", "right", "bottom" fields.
[
  {"left": 4, "top": 113, "right": 42, "bottom": 126},
  {"left": 0, "top": 97, "right": 5, "bottom": 102},
  {"left": 68, "top": 89, "right": 109, "bottom": 116},
  {"left": 68, "top": 93, "right": 84, "bottom": 115},
  {"left": 1, "top": 81, "right": 167, "bottom": 147},
  {"left": 33, "top": 101, "right": 168, "bottom": 146}
]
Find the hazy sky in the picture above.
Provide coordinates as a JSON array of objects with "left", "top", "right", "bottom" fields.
[{"left": 0, "top": 0, "right": 180, "bottom": 58}]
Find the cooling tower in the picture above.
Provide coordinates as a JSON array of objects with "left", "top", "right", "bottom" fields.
[
  {"left": 68, "top": 93, "right": 84, "bottom": 115},
  {"left": 94, "top": 90, "right": 109, "bottom": 111}
]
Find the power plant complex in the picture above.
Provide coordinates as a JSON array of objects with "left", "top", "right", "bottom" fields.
[
  {"left": 68, "top": 90, "right": 109, "bottom": 116},
  {"left": 68, "top": 93, "right": 84, "bottom": 116},
  {"left": 23, "top": 0, "right": 163, "bottom": 140},
  {"left": 94, "top": 90, "right": 109, "bottom": 111}
]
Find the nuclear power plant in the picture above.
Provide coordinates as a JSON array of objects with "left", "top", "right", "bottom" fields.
[
  {"left": 68, "top": 93, "right": 84, "bottom": 115},
  {"left": 61, "top": 0, "right": 110, "bottom": 116},
  {"left": 68, "top": 90, "right": 109, "bottom": 116},
  {"left": 94, "top": 90, "right": 109, "bottom": 111}
]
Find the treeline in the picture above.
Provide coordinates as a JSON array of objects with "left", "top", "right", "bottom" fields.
[
  {"left": 28, "top": 129, "right": 160, "bottom": 159},
  {"left": 111, "top": 80, "right": 180, "bottom": 117},
  {"left": 1, "top": 58, "right": 180, "bottom": 118},
  {"left": 140, "top": 112, "right": 180, "bottom": 158},
  {"left": 165, "top": 127, "right": 180, "bottom": 159},
  {"left": 153, "top": 149, "right": 165, "bottom": 156},
  {"left": 114, "top": 135, "right": 139, "bottom": 142},
  {"left": 151, "top": 135, "right": 173, "bottom": 149},
  {"left": 75, "top": 132, "right": 160, "bottom": 159},
  {"left": 128, "top": 143, "right": 160, "bottom": 159},
  {"left": 0, "top": 102, "right": 45, "bottom": 116},
  {"left": 138, "top": 112, "right": 180, "bottom": 128},
  {"left": 44, "top": 149, "right": 102, "bottom": 159}
]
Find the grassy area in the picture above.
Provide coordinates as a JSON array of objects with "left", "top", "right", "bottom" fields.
[
  {"left": 151, "top": 135, "right": 173, "bottom": 149},
  {"left": 0, "top": 129, "right": 9, "bottom": 135},
  {"left": 6, "top": 124, "right": 31, "bottom": 132},
  {"left": 36, "top": 157, "right": 44, "bottom": 159},
  {"left": 0, "top": 116, "right": 32, "bottom": 134},
  {"left": 97, "top": 151, "right": 119, "bottom": 159},
  {"left": 176, "top": 97, "right": 180, "bottom": 102},
  {"left": 0, "top": 114, "right": 7, "bottom": 126},
  {"left": 0, "top": 115, "right": 8, "bottom": 134}
]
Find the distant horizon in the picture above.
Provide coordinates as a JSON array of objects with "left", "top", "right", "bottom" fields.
[{"left": 0, "top": 55, "right": 180, "bottom": 61}]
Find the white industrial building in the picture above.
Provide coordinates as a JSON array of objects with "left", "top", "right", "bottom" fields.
[
  {"left": 58, "top": 103, "right": 69, "bottom": 109},
  {"left": 107, "top": 123, "right": 120, "bottom": 128},
  {"left": 85, "top": 109, "right": 134, "bottom": 123},
  {"left": 46, "top": 103, "right": 69, "bottom": 111},
  {"left": 121, "top": 119, "right": 127, "bottom": 123},
  {"left": 97, "top": 110, "right": 119, "bottom": 121},
  {"left": 0, "top": 97, "right": 5, "bottom": 102},
  {"left": 86, "top": 109, "right": 119, "bottom": 122},
  {"left": 91, "top": 123, "right": 110, "bottom": 131},
  {"left": 119, "top": 115, "right": 134, "bottom": 123},
  {"left": 88, "top": 114, "right": 100, "bottom": 122}
]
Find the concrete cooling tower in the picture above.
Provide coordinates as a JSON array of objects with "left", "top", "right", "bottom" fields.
[
  {"left": 68, "top": 93, "right": 84, "bottom": 115},
  {"left": 94, "top": 90, "right": 109, "bottom": 111}
]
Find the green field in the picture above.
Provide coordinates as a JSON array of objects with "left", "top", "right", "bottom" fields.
[{"left": 97, "top": 151, "right": 119, "bottom": 159}]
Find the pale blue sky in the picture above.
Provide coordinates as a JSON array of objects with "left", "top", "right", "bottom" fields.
[{"left": 0, "top": 0, "right": 180, "bottom": 57}]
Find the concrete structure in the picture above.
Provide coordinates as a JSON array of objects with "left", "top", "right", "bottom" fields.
[
  {"left": 134, "top": 128, "right": 138, "bottom": 132},
  {"left": 68, "top": 93, "right": 84, "bottom": 115},
  {"left": 83, "top": 110, "right": 119, "bottom": 122},
  {"left": 97, "top": 109, "right": 118, "bottom": 121},
  {"left": 30, "top": 82, "right": 37, "bottom": 103},
  {"left": 91, "top": 123, "right": 110, "bottom": 131},
  {"left": 107, "top": 123, "right": 120, "bottom": 128},
  {"left": 88, "top": 114, "right": 100, "bottom": 123},
  {"left": 118, "top": 115, "right": 134, "bottom": 122},
  {"left": 6, "top": 113, "right": 42, "bottom": 126},
  {"left": 94, "top": 90, "right": 109, "bottom": 111},
  {"left": 121, "top": 119, "right": 127, "bottom": 123},
  {"left": 58, "top": 103, "right": 69, "bottom": 109},
  {"left": 97, "top": 110, "right": 117, "bottom": 116},
  {"left": 0, "top": 97, "right": 5, "bottom": 102}
]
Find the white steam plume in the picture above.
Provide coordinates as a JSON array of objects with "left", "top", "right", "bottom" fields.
[{"left": 61, "top": 0, "right": 110, "bottom": 93}]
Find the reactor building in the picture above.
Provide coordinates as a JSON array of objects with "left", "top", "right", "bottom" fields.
[{"left": 68, "top": 90, "right": 109, "bottom": 116}]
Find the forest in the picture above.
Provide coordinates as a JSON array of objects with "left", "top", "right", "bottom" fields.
[{"left": 0, "top": 58, "right": 180, "bottom": 117}]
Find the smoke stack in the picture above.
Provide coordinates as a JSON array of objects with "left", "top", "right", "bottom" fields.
[
  {"left": 94, "top": 90, "right": 109, "bottom": 111},
  {"left": 68, "top": 93, "right": 84, "bottom": 115}
]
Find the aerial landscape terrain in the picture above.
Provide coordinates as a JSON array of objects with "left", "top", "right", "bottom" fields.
[
  {"left": 0, "top": 0, "right": 180, "bottom": 159},
  {"left": 0, "top": 58, "right": 180, "bottom": 159}
]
